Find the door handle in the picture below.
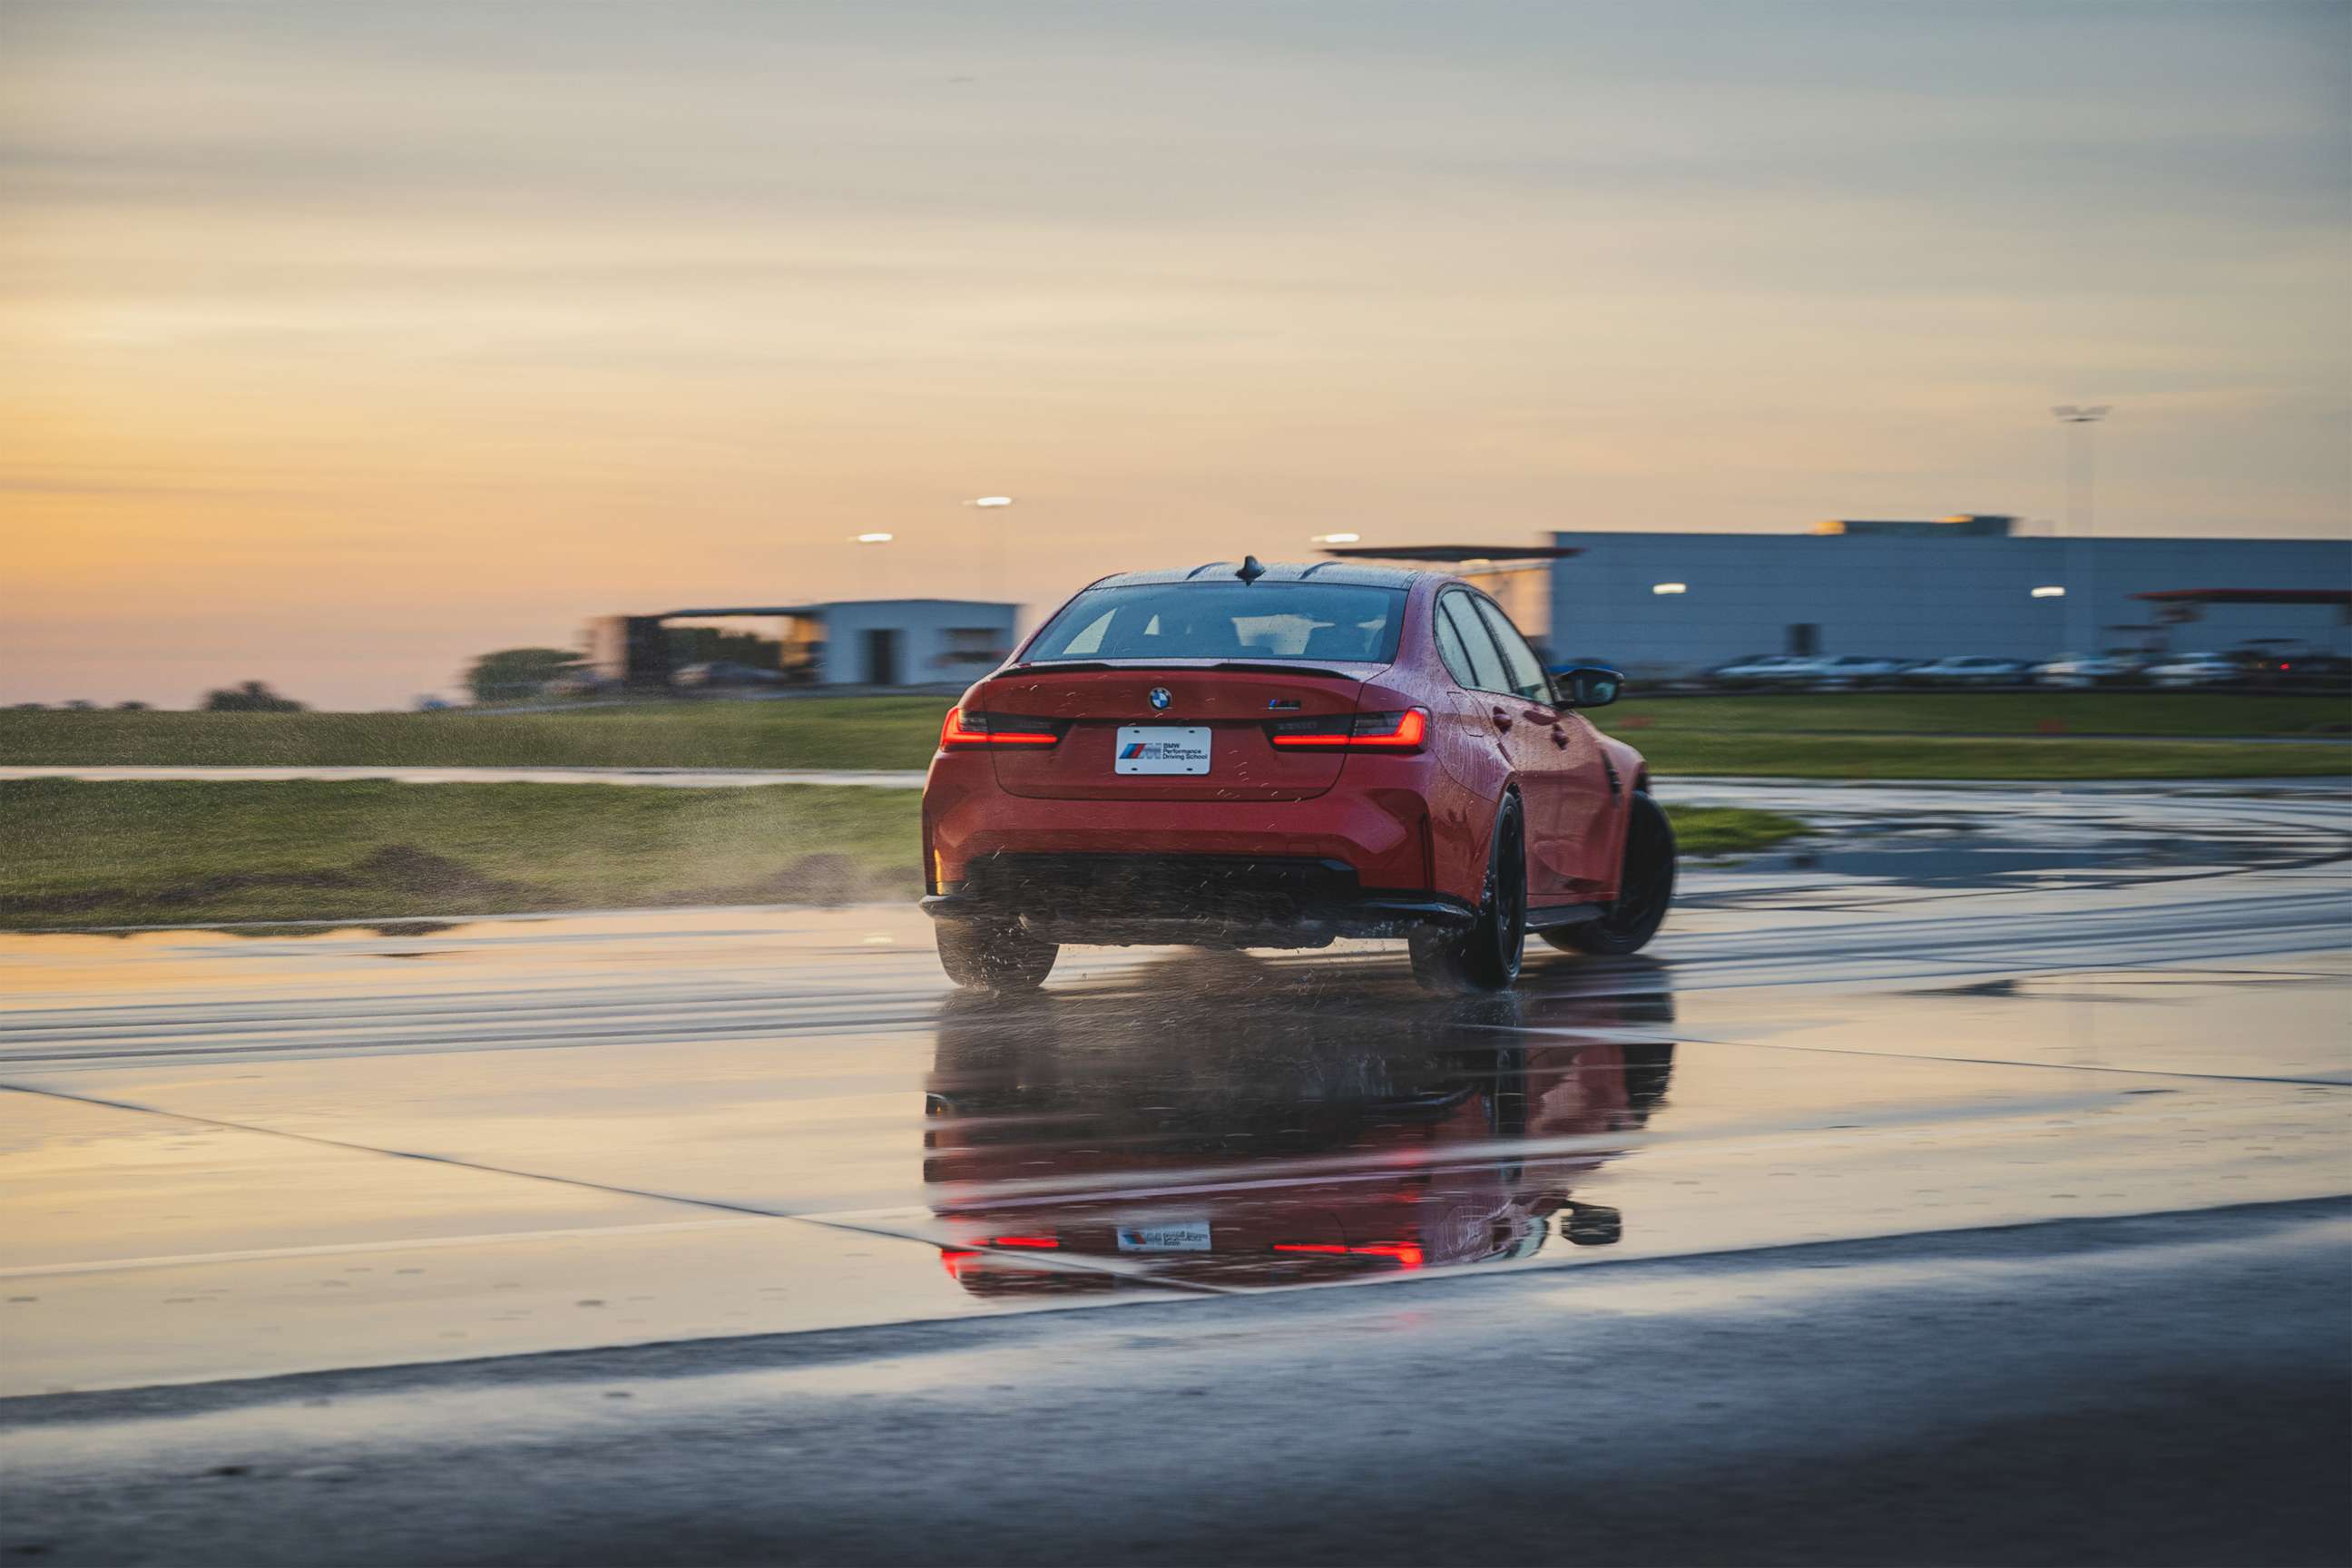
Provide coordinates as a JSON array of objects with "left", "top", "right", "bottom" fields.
[
  {"left": 1551, "top": 725, "right": 1569, "bottom": 748},
  {"left": 1490, "top": 706, "right": 1514, "bottom": 732}
]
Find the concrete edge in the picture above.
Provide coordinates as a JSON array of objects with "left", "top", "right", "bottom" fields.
[{"left": 5, "top": 1193, "right": 2343, "bottom": 1431}]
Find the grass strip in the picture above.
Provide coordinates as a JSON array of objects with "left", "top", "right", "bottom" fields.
[
  {"left": 1596, "top": 691, "right": 2350, "bottom": 739},
  {"left": 1605, "top": 731, "right": 2348, "bottom": 780},
  {"left": 0, "top": 779, "right": 920, "bottom": 928},
  {"left": 0, "top": 699, "right": 957, "bottom": 771},
  {"left": 1670, "top": 807, "right": 1808, "bottom": 857},
  {"left": 0, "top": 780, "right": 1801, "bottom": 930},
  {"left": 1, "top": 693, "right": 2343, "bottom": 780}
]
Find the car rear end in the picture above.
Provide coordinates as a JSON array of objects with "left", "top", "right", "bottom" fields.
[{"left": 922, "top": 567, "right": 1471, "bottom": 948}]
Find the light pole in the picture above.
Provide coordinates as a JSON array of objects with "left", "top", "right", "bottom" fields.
[
  {"left": 2052, "top": 405, "right": 2110, "bottom": 653},
  {"left": 850, "top": 532, "right": 893, "bottom": 599},
  {"left": 966, "top": 496, "right": 1014, "bottom": 603}
]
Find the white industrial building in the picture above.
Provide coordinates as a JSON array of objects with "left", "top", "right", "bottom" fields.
[
  {"left": 807, "top": 599, "right": 1020, "bottom": 686},
  {"left": 586, "top": 598, "right": 1018, "bottom": 689}
]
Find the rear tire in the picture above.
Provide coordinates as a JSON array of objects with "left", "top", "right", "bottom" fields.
[
  {"left": 1551, "top": 792, "right": 1674, "bottom": 956},
  {"left": 935, "top": 918, "right": 1059, "bottom": 991},
  {"left": 1410, "top": 794, "right": 1526, "bottom": 994}
]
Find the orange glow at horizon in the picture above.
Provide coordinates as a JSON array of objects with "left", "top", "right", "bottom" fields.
[{"left": 4, "top": 2, "right": 2346, "bottom": 708}]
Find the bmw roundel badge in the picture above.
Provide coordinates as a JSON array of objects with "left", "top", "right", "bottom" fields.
[{"left": 1147, "top": 686, "right": 1172, "bottom": 711}]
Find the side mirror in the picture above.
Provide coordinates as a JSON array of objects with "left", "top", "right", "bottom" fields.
[{"left": 1553, "top": 665, "right": 1623, "bottom": 708}]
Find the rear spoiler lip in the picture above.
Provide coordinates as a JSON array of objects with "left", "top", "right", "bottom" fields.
[{"left": 1002, "top": 658, "right": 1381, "bottom": 681}]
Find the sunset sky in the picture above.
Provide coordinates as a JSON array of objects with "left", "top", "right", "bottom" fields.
[{"left": 4, "top": 1, "right": 2347, "bottom": 708}]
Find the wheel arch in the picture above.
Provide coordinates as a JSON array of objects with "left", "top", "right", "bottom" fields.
[
  {"left": 1592, "top": 735, "right": 1651, "bottom": 899},
  {"left": 1471, "top": 778, "right": 1526, "bottom": 882},
  {"left": 1494, "top": 777, "right": 1525, "bottom": 839}
]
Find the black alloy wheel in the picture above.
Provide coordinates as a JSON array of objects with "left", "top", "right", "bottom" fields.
[
  {"left": 936, "top": 918, "right": 1060, "bottom": 991},
  {"left": 1411, "top": 793, "right": 1526, "bottom": 994},
  {"left": 1555, "top": 792, "right": 1674, "bottom": 956}
]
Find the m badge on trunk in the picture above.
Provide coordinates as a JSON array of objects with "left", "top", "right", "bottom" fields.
[{"left": 1147, "top": 687, "right": 1172, "bottom": 710}]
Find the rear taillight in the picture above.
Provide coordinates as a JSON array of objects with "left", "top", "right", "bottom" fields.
[
  {"left": 1271, "top": 1240, "right": 1426, "bottom": 1269},
  {"left": 1267, "top": 708, "right": 1429, "bottom": 752},
  {"left": 940, "top": 708, "right": 1066, "bottom": 750}
]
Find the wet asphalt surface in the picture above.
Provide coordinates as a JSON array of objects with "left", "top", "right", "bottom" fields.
[{"left": 1, "top": 780, "right": 2347, "bottom": 1565}]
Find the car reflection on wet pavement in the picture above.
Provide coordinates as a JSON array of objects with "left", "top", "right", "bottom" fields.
[{"left": 922, "top": 975, "right": 1674, "bottom": 1293}]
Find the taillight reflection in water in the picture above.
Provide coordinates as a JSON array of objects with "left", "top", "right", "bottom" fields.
[{"left": 919, "top": 957, "right": 1676, "bottom": 1295}]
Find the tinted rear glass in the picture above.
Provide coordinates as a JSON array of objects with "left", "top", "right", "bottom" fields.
[{"left": 1024, "top": 583, "right": 1408, "bottom": 664}]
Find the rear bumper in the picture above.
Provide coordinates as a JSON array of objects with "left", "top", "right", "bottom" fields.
[
  {"left": 922, "top": 749, "right": 1463, "bottom": 905},
  {"left": 921, "top": 853, "right": 1473, "bottom": 948}
]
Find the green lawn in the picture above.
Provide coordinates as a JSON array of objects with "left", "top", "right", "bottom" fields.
[
  {"left": 1669, "top": 807, "right": 1807, "bottom": 857},
  {"left": 0, "top": 698, "right": 955, "bottom": 771},
  {"left": 1595, "top": 692, "right": 2349, "bottom": 778},
  {"left": 0, "top": 779, "right": 1800, "bottom": 930},
  {"left": 1600, "top": 731, "right": 2347, "bottom": 780},
  {"left": 0, "top": 692, "right": 2342, "bottom": 781},
  {"left": 1596, "top": 691, "right": 2350, "bottom": 739},
  {"left": 0, "top": 779, "right": 923, "bottom": 928}
]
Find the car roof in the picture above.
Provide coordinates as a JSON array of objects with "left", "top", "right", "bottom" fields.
[{"left": 1087, "top": 561, "right": 1426, "bottom": 591}]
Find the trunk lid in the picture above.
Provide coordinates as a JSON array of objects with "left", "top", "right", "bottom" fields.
[{"left": 976, "top": 661, "right": 1379, "bottom": 801}]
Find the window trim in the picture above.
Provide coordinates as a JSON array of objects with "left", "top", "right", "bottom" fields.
[
  {"left": 1467, "top": 593, "right": 1554, "bottom": 707},
  {"left": 1433, "top": 588, "right": 1518, "bottom": 697},
  {"left": 1431, "top": 592, "right": 1483, "bottom": 690}
]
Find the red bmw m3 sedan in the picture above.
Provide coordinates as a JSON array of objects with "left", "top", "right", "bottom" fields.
[{"left": 919, "top": 558, "right": 1675, "bottom": 992}]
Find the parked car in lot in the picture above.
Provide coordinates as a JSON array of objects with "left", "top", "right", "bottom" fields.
[
  {"left": 544, "top": 668, "right": 621, "bottom": 699},
  {"left": 2228, "top": 646, "right": 2352, "bottom": 693},
  {"left": 920, "top": 560, "right": 1674, "bottom": 994},
  {"left": 1708, "top": 653, "right": 1810, "bottom": 688},
  {"left": 2032, "top": 652, "right": 2147, "bottom": 689},
  {"left": 1785, "top": 653, "right": 1911, "bottom": 690},
  {"left": 2268, "top": 652, "right": 2352, "bottom": 693},
  {"left": 673, "top": 660, "right": 786, "bottom": 690},
  {"left": 2142, "top": 652, "right": 2241, "bottom": 689},
  {"left": 1902, "top": 655, "right": 2028, "bottom": 688}
]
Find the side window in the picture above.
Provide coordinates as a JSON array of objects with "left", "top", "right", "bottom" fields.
[
  {"left": 1437, "top": 593, "right": 1512, "bottom": 693},
  {"left": 1432, "top": 597, "right": 1478, "bottom": 688},
  {"left": 1473, "top": 597, "right": 1552, "bottom": 704}
]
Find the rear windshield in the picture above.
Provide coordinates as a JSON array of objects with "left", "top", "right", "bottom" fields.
[{"left": 1023, "top": 582, "right": 1408, "bottom": 665}]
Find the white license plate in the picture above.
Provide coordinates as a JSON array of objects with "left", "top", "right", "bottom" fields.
[
  {"left": 1116, "top": 1220, "right": 1212, "bottom": 1252},
  {"left": 1113, "top": 726, "right": 1210, "bottom": 775}
]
